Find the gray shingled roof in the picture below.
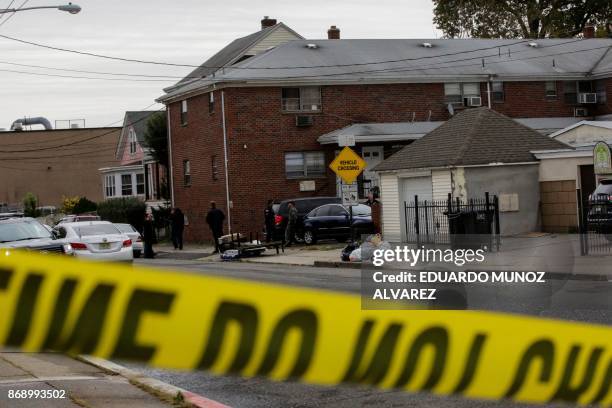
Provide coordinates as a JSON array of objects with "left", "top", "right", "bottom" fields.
[
  {"left": 170, "top": 23, "right": 303, "bottom": 89},
  {"left": 159, "top": 38, "right": 611, "bottom": 102},
  {"left": 374, "top": 107, "right": 569, "bottom": 171}
]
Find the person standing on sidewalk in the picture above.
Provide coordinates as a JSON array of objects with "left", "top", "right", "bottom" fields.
[
  {"left": 264, "top": 200, "right": 275, "bottom": 242},
  {"left": 170, "top": 207, "right": 185, "bottom": 250},
  {"left": 143, "top": 213, "right": 156, "bottom": 258},
  {"left": 206, "top": 201, "right": 225, "bottom": 253},
  {"left": 284, "top": 201, "right": 298, "bottom": 247}
]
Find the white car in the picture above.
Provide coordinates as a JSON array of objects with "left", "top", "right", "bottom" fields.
[
  {"left": 53, "top": 221, "right": 133, "bottom": 262},
  {"left": 114, "top": 223, "right": 143, "bottom": 258}
]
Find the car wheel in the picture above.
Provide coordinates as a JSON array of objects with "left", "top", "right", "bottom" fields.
[
  {"left": 294, "top": 232, "right": 305, "bottom": 244},
  {"left": 133, "top": 250, "right": 141, "bottom": 258},
  {"left": 303, "top": 230, "right": 317, "bottom": 245}
]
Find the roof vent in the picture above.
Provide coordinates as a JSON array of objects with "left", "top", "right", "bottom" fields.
[
  {"left": 305, "top": 43, "right": 318, "bottom": 49},
  {"left": 528, "top": 41, "right": 538, "bottom": 47},
  {"left": 422, "top": 42, "right": 433, "bottom": 48}
]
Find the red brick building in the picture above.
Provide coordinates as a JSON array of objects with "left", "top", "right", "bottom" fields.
[{"left": 159, "top": 22, "right": 612, "bottom": 241}]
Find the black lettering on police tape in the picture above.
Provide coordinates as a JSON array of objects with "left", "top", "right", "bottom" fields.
[
  {"left": 452, "top": 333, "right": 487, "bottom": 394},
  {"left": 256, "top": 309, "right": 317, "bottom": 379},
  {"left": 52, "top": 283, "right": 114, "bottom": 354},
  {"left": 6, "top": 273, "right": 43, "bottom": 347},
  {"left": 0, "top": 267, "right": 13, "bottom": 290},
  {"left": 198, "top": 301, "right": 258, "bottom": 373},
  {"left": 550, "top": 345, "right": 605, "bottom": 403},
  {"left": 342, "top": 320, "right": 402, "bottom": 385},
  {"left": 112, "top": 289, "right": 175, "bottom": 362},
  {"left": 589, "top": 360, "right": 611, "bottom": 404},
  {"left": 394, "top": 326, "right": 448, "bottom": 390},
  {"left": 43, "top": 279, "right": 78, "bottom": 349},
  {"left": 504, "top": 339, "right": 554, "bottom": 398}
]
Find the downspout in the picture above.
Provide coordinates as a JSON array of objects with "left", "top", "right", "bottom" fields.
[
  {"left": 486, "top": 79, "right": 492, "bottom": 109},
  {"left": 166, "top": 107, "right": 175, "bottom": 206},
  {"left": 221, "top": 90, "right": 232, "bottom": 234}
]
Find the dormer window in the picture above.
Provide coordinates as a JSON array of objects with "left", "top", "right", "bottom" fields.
[{"left": 128, "top": 129, "right": 137, "bottom": 155}]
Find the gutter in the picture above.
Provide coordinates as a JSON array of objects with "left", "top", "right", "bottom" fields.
[
  {"left": 221, "top": 91, "right": 232, "bottom": 234},
  {"left": 166, "top": 108, "right": 175, "bottom": 207}
]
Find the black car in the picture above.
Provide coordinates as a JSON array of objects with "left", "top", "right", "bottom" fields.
[
  {"left": 302, "top": 203, "right": 374, "bottom": 245},
  {"left": 0, "top": 217, "right": 71, "bottom": 254},
  {"left": 587, "top": 179, "right": 612, "bottom": 238},
  {"left": 273, "top": 197, "right": 342, "bottom": 242}
]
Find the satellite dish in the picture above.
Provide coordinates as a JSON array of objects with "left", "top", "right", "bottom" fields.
[{"left": 447, "top": 103, "right": 455, "bottom": 116}]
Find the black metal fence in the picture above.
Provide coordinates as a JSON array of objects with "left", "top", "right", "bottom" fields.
[
  {"left": 578, "top": 189, "right": 612, "bottom": 255},
  {"left": 404, "top": 192, "right": 500, "bottom": 249}
]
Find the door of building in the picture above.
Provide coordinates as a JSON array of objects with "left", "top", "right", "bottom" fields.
[
  {"left": 580, "top": 164, "right": 595, "bottom": 205},
  {"left": 361, "top": 146, "right": 384, "bottom": 193}
]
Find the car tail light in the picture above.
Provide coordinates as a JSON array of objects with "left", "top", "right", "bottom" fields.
[
  {"left": 123, "top": 239, "right": 132, "bottom": 247},
  {"left": 274, "top": 215, "right": 283, "bottom": 226},
  {"left": 70, "top": 242, "right": 87, "bottom": 250}
]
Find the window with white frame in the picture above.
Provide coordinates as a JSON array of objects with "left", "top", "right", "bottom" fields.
[
  {"left": 121, "top": 174, "right": 133, "bottom": 196},
  {"left": 285, "top": 151, "right": 325, "bottom": 178},
  {"left": 181, "top": 100, "right": 188, "bottom": 125},
  {"left": 104, "top": 175, "right": 116, "bottom": 198},
  {"left": 491, "top": 81, "right": 504, "bottom": 102},
  {"left": 545, "top": 81, "right": 557, "bottom": 98},
  {"left": 444, "top": 82, "right": 480, "bottom": 106},
  {"left": 183, "top": 160, "right": 191, "bottom": 186},
  {"left": 128, "top": 128, "right": 137, "bottom": 155},
  {"left": 136, "top": 173, "right": 145, "bottom": 195},
  {"left": 281, "top": 87, "right": 322, "bottom": 112}
]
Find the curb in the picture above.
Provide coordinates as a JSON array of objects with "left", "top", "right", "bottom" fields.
[
  {"left": 77, "top": 355, "right": 231, "bottom": 408},
  {"left": 314, "top": 260, "right": 362, "bottom": 269}
]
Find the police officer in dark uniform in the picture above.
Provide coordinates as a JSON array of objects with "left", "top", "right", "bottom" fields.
[{"left": 264, "top": 200, "right": 275, "bottom": 242}]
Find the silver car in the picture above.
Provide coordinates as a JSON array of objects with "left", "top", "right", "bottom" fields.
[
  {"left": 53, "top": 221, "right": 133, "bottom": 262},
  {"left": 114, "top": 223, "right": 143, "bottom": 258}
]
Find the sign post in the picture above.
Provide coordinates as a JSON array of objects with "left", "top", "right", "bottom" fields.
[{"left": 330, "top": 147, "right": 367, "bottom": 242}]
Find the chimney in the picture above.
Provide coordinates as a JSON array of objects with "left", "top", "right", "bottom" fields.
[
  {"left": 583, "top": 24, "right": 595, "bottom": 38},
  {"left": 261, "top": 16, "right": 277, "bottom": 30},
  {"left": 327, "top": 25, "right": 340, "bottom": 39}
]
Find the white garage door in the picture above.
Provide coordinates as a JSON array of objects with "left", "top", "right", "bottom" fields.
[{"left": 401, "top": 176, "right": 433, "bottom": 204}]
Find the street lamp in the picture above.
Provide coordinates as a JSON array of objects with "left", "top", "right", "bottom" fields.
[{"left": 0, "top": 3, "right": 81, "bottom": 15}]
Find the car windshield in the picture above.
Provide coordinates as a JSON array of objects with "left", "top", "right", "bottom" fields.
[
  {"left": 115, "top": 224, "right": 136, "bottom": 233},
  {"left": 593, "top": 181, "right": 612, "bottom": 196},
  {"left": 73, "top": 224, "right": 121, "bottom": 237},
  {"left": 0, "top": 220, "right": 52, "bottom": 243}
]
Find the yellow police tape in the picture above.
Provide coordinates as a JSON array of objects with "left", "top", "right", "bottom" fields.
[{"left": 0, "top": 250, "right": 610, "bottom": 406}]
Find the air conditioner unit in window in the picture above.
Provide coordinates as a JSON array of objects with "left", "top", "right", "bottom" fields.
[
  {"left": 466, "top": 96, "right": 482, "bottom": 107},
  {"left": 578, "top": 93, "right": 597, "bottom": 104},
  {"left": 296, "top": 115, "right": 314, "bottom": 127},
  {"left": 574, "top": 107, "right": 588, "bottom": 117}
]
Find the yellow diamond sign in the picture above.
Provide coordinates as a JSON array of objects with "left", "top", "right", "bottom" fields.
[{"left": 329, "top": 146, "right": 367, "bottom": 184}]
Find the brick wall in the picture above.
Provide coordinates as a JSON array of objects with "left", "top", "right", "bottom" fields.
[
  {"left": 540, "top": 180, "right": 578, "bottom": 233},
  {"left": 170, "top": 80, "right": 611, "bottom": 241}
]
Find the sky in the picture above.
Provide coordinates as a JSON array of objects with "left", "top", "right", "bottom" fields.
[{"left": 0, "top": 0, "right": 441, "bottom": 129}]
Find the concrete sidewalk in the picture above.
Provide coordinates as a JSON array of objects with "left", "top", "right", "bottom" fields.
[
  {"left": 154, "top": 243, "right": 214, "bottom": 261},
  {"left": 0, "top": 351, "right": 228, "bottom": 408}
]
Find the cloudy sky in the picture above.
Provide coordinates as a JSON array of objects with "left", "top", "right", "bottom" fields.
[{"left": 0, "top": 0, "right": 440, "bottom": 129}]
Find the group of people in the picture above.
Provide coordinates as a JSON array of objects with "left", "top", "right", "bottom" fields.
[{"left": 141, "top": 192, "right": 379, "bottom": 257}]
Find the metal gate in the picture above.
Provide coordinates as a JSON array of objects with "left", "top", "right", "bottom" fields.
[
  {"left": 404, "top": 193, "right": 500, "bottom": 248},
  {"left": 578, "top": 189, "right": 612, "bottom": 255}
]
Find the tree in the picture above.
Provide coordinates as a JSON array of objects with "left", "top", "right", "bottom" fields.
[
  {"left": 143, "top": 112, "right": 169, "bottom": 168},
  {"left": 433, "top": 0, "right": 612, "bottom": 39},
  {"left": 22, "top": 192, "right": 39, "bottom": 217}
]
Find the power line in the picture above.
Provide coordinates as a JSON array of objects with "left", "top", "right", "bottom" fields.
[
  {"left": 0, "top": 0, "right": 16, "bottom": 23},
  {"left": 0, "top": 32, "right": 536, "bottom": 70},
  {"left": 0, "top": 60, "right": 191, "bottom": 78},
  {"left": 0, "top": 68, "right": 174, "bottom": 82},
  {"left": 0, "top": 0, "right": 28, "bottom": 28}
]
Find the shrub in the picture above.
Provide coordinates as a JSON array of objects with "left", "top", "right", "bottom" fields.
[
  {"left": 22, "top": 192, "right": 39, "bottom": 217},
  {"left": 61, "top": 196, "right": 80, "bottom": 214},
  {"left": 97, "top": 198, "right": 146, "bottom": 231},
  {"left": 73, "top": 197, "right": 97, "bottom": 214}
]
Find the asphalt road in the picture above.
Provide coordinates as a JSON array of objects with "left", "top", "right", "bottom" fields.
[{"left": 118, "top": 258, "right": 611, "bottom": 408}]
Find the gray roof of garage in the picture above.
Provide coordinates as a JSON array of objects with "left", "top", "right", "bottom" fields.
[{"left": 374, "top": 107, "right": 569, "bottom": 171}]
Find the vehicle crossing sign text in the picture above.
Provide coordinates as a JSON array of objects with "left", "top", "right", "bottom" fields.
[{"left": 329, "top": 147, "right": 367, "bottom": 184}]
